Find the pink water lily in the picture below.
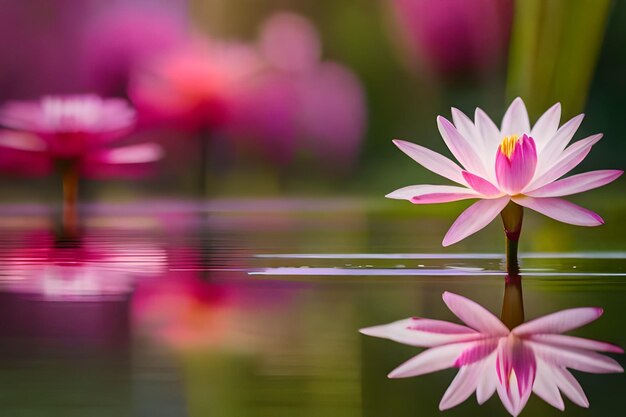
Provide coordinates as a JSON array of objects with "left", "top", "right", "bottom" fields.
[
  {"left": 0, "top": 94, "right": 162, "bottom": 177},
  {"left": 388, "top": 98, "right": 623, "bottom": 246},
  {"left": 360, "top": 292, "right": 624, "bottom": 416}
]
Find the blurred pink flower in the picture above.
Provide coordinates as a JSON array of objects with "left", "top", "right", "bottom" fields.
[
  {"left": 0, "top": 95, "right": 162, "bottom": 177},
  {"left": 129, "top": 38, "right": 263, "bottom": 131},
  {"left": 361, "top": 292, "right": 624, "bottom": 416},
  {"left": 0, "top": 231, "right": 165, "bottom": 301},
  {"left": 78, "top": 2, "right": 189, "bottom": 96},
  {"left": 388, "top": 98, "right": 623, "bottom": 246},
  {"left": 389, "top": 0, "right": 513, "bottom": 76},
  {"left": 132, "top": 274, "right": 236, "bottom": 350},
  {"left": 230, "top": 13, "right": 366, "bottom": 168}
]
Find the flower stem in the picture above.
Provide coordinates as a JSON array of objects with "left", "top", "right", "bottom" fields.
[
  {"left": 501, "top": 274, "right": 525, "bottom": 329},
  {"left": 61, "top": 161, "right": 79, "bottom": 237},
  {"left": 501, "top": 201, "right": 523, "bottom": 275}
]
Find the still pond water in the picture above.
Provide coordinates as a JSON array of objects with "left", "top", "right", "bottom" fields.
[{"left": 0, "top": 198, "right": 624, "bottom": 417}]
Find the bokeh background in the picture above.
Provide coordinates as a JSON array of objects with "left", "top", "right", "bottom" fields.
[{"left": 0, "top": 0, "right": 622, "bottom": 202}]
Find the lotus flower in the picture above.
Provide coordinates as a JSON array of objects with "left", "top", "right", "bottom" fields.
[
  {"left": 0, "top": 94, "right": 163, "bottom": 177},
  {"left": 360, "top": 292, "right": 624, "bottom": 416},
  {"left": 388, "top": 98, "right": 623, "bottom": 246}
]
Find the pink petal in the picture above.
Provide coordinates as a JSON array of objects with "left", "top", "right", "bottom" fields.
[
  {"left": 385, "top": 184, "right": 478, "bottom": 203},
  {"left": 495, "top": 337, "right": 535, "bottom": 417},
  {"left": 529, "top": 341, "right": 623, "bottom": 373},
  {"left": 392, "top": 139, "right": 468, "bottom": 186},
  {"left": 525, "top": 170, "right": 623, "bottom": 197},
  {"left": 530, "top": 103, "right": 561, "bottom": 150},
  {"left": 462, "top": 171, "right": 501, "bottom": 196},
  {"left": 437, "top": 116, "right": 487, "bottom": 176},
  {"left": 501, "top": 97, "right": 530, "bottom": 137},
  {"left": 359, "top": 318, "right": 480, "bottom": 348},
  {"left": 387, "top": 341, "right": 475, "bottom": 378},
  {"left": 495, "top": 134, "right": 537, "bottom": 195},
  {"left": 537, "top": 114, "right": 584, "bottom": 166},
  {"left": 90, "top": 143, "right": 164, "bottom": 164},
  {"left": 442, "top": 292, "right": 509, "bottom": 335},
  {"left": 451, "top": 107, "right": 479, "bottom": 146},
  {"left": 511, "top": 196, "right": 604, "bottom": 227},
  {"left": 455, "top": 338, "right": 499, "bottom": 366},
  {"left": 0, "top": 131, "right": 47, "bottom": 151},
  {"left": 528, "top": 133, "right": 603, "bottom": 190},
  {"left": 475, "top": 107, "right": 501, "bottom": 150},
  {"left": 476, "top": 352, "right": 498, "bottom": 404},
  {"left": 513, "top": 307, "right": 603, "bottom": 335},
  {"left": 439, "top": 363, "right": 482, "bottom": 410},
  {"left": 528, "top": 334, "right": 624, "bottom": 353},
  {"left": 533, "top": 359, "right": 565, "bottom": 411},
  {"left": 552, "top": 366, "right": 590, "bottom": 408},
  {"left": 442, "top": 196, "right": 510, "bottom": 246}
]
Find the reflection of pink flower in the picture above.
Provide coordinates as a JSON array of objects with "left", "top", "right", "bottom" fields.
[
  {"left": 0, "top": 95, "right": 162, "bottom": 177},
  {"left": 132, "top": 275, "right": 234, "bottom": 350},
  {"left": 389, "top": 0, "right": 513, "bottom": 76},
  {"left": 231, "top": 13, "right": 366, "bottom": 168},
  {"left": 361, "top": 292, "right": 624, "bottom": 416},
  {"left": 0, "top": 232, "right": 165, "bottom": 301},
  {"left": 129, "top": 39, "right": 263, "bottom": 131},
  {"left": 388, "top": 98, "right": 623, "bottom": 246}
]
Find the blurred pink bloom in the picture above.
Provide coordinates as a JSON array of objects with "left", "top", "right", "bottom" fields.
[
  {"left": 390, "top": 0, "right": 513, "bottom": 76},
  {"left": 129, "top": 38, "right": 263, "bottom": 131},
  {"left": 0, "top": 231, "right": 165, "bottom": 301},
  {"left": 361, "top": 292, "right": 624, "bottom": 416},
  {"left": 132, "top": 274, "right": 235, "bottom": 350},
  {"left": 78, "top": 2, "right": 189, "bottom": 96},
  {"left": 388, "top": 98, "right": 623, "bottom": 246},
  {"left": 0, "top": 95, "right": 162, "bottom": 177},
  {"left": 231, "top": 13, "right": 366, "bottom": 167}
]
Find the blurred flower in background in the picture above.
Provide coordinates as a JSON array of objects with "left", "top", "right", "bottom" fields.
[
  {"left": 230, "top": 13, "right": 367, "bottom": 169},
  {"left": 0, "top": 95, "right": 162, "bottom": 178},
  {"left": 388, "top": 0, "right": 514, "bottom": 78}
]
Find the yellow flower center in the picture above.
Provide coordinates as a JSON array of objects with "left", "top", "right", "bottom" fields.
[{"left": 500, "top": 134, "right": 519, "bottom": 158}]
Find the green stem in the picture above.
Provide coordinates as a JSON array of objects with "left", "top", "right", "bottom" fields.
[
  {"left": 501, "top": 201, "right": 523, "bottom": 275},
  {"left": 501, "top": 274, "right": 525, "bottom": 329}
]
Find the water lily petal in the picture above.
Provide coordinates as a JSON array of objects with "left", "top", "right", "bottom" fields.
[
  {"left": 525, "top": 170, "right": 623, "bottom": 197},
  {"left": 386, "top": 184, "right": 478, "bottom": 203},
  {"left": 513, "top": 307, "right": 603, "bottom": 335},
  {"left": 512, "top": 196, "right": 604, "bottom": 227},
  {"left": 531, "top": 103, "right": 561, "bottom": 150},
  {"left": 439, "top": 363, "right": 482, "bottom": 410},
  {"left": 475, "top": 107, "right": 501, "bottom": 175},
  {"left": 359, "top": 318, "right": 480, "bottom": 348},
  {"left": 89, "top": 143, "right": 164, "bottom": 164},
  {"left": 452, "top": 107, "right": 479, "bottom": 146},
  {"left": 528, "top": 334, "right": 624, "bottom": 353},
  {"left": 442, "top": 196, "right": 510, "bottom": 246},
  {"left": 388, "top": 341, "right": 475, "bottom": 378},
  {"left": 462, "top": 171, "right": 502, "bottom": 196},
  {"left": 501, "top": 97, "right": 530, "bottom": 137},
  {"left": 529, "top": 341, "right": 624, "bottom": 374},
  {"left": 455, "top": 338, "right": 499, "bottom": 366},
  {"left": 527, "top": 134, "right": 603, "bottom": 190},
  {"left": 495, "top": 337, "right": 536, "bottom": 417},
  {"left": 392, "top": 139, "right": 468, "bottom": 186},
  {"left": 533, "top": 359, "right": 565, "bottom": 411},
  {"left": 553, "top": 366, "right": 590, "bottom": 408},
  {"left": 437, "top": 116, "right": 487, "bottom": 176},
  {"left": 476, "top": 351, "right": 498, "bottom": 404},
  {"left": 537, "top": 113, "right": 584, "bottom": 168},
  {"left": 495, "top": 134, "right": 537, "bottom": 194},
  {"left": 442, "top": 292, "right": 509, "bottom": 335}
]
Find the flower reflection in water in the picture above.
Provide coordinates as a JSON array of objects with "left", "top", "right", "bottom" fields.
[
  {"left": 0, "top": 231, "right": 165, "bottom": 301},
  {"left": 360, "top": 278, "right": 623, "bottom": 416}
]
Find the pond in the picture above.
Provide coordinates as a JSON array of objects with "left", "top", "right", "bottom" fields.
[{"left": 0, "top": 197, "right": 624, "bottom": 417}]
